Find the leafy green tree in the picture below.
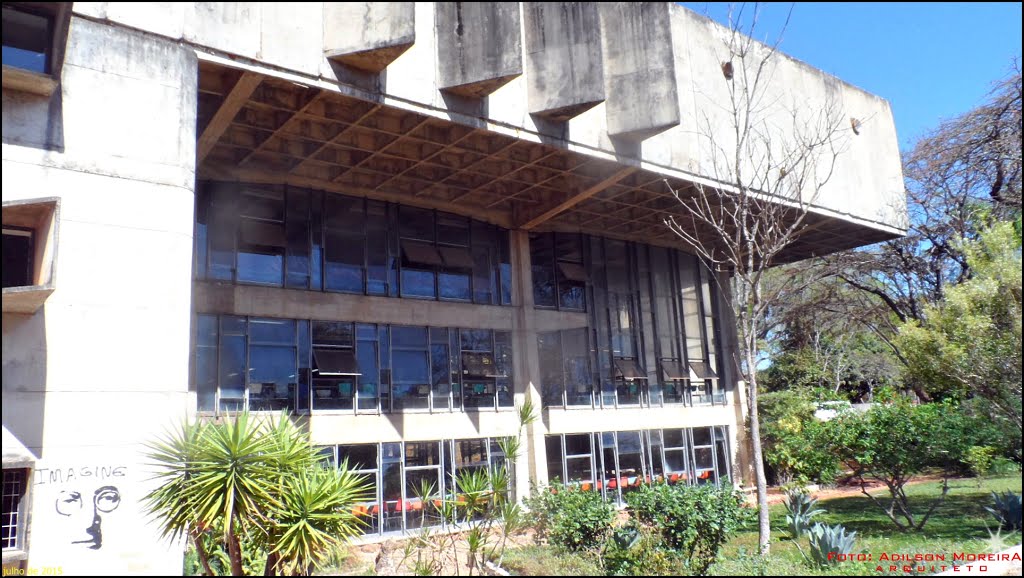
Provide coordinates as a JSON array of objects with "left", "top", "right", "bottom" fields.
[
  {"left": 758, "top": 390, "right": 841, "bottom": 485},
  {"left": 824, "top": 400, "right": 972, "bottom": 531},
  {"left": 896, "top": 221, "right": 1022, "bottom": 441},
  {"left": 143, "top": 413, "right": 369, "bottom": 576}
]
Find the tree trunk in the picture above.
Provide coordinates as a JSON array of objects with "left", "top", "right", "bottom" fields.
[
  {"left": 747, "top": 353, "right": 772, "bottom": 556},
  {"left": 264, "top": 551, "right": 279, "bottom": 576},
  {"left": 190, "top": 528, "right": 216, "bottom": 577},
  {"left": 227, "top": 523, "right": 245, "bottom": 577}
]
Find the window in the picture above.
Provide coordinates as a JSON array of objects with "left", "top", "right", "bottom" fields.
[
  {"left": 313, "top": 321, "right": 358, "bottom": 411},
  {"left": 1, "top": 228, "right": 32, "bottom": 288},
  {"left": 2, "top": 469, "right": 27, "bottom": 552},
  {"left": 329, "top": 437, "right": 507, "bottom": 536},
  {"left": 195, "top": 182, "right": 511, "bottom": 305},
  {"left": 530, "top": 232, "right": 588, "bottom": 310},
  {"left": 194, "top": 315, "right": 303, "bottom": 413},
  {"left": 544, "top": 427, "right": 732, "bottom": 504},
  {"left": 2, "top": 3, "right": 67, "bottom": 97},
  {"left": 391, "top": 326, "right": 430, "bottom": 410},
  {"left": 460, "top": 329, "right": 511, "bottom": 409},
  {"left": 2, "top": 198, "right": 58, "bottom": 314},
  {"left": 195, "top": 316, "right": 515, "bottom": 415}
]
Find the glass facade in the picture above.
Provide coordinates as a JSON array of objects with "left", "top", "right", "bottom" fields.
[
  {"left": 535, "top": 236, "right": 727, "bottom": 408},
  {"left": 319, "top": 438, "right": 508, "bottom": 536},
  {"left": 195, "top": 182, "right": 512, "bottom": 305},
  {"left": 194, "top": 314, "right": 513, "bottom": 413},
  {"left": 545, "top": 426, "right": 732, "bottom": 504}
]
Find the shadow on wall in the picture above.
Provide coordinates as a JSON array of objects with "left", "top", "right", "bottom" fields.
[
  {"left": 1, "top": 310, "right": 48, "bottom": 459},
  {"left": 1, "top": 87, "right": 65, "bottom": 152}
]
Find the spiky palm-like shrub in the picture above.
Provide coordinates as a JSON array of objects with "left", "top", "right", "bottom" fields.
[
  {"left": 784, "top": 489, "right": 825, "bottom": 539},
  {"left": 143, "top": 412, "right": 370, "bottom": 576},
  {"left": 808, "top": 523, "right": 857, "bottom": 566}
]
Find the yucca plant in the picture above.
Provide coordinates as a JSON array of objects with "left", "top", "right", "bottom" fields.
[
  {"left": 808, "top": 523, "right": 857, "bottom": 566},
  {"left": 784, "top": 488, "right": 825, "bottom": 539},
  {"left": 143, "top": 412, "right": 370, "bottom": 576},
  {"left": 985, "top": 491, "right": 1022, "bottom": 531}
]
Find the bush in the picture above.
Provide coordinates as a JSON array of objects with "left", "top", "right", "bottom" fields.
[
  {"left": 965, "top": 446, "right": 1000, "bottom": 477},
  {"left": 823, "top": 399, "right": 972, "bottom": 531},
  {"left": 602, "top": 524, "right": 682, "bottom": 576},
  {"left": 525, "top": 484, "right": 615, "bottom": 552},
  {"left": 759, "top": 390, "right": 842, "bottom": 485},
  {"left": 625, "top": 483, "right": 750, "bottom": 575}
]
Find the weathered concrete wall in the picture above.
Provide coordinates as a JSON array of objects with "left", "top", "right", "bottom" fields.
[
  {"left": 523, "top": 2, "right": 604, "bottom": 121},
  {"left": 323, "top": 2, "right": 415, "bottom": 72},
  {"left": 71, "top": 1, "right": 905, "bottom": 234},
  {"left": 434, "top": 2, "right": 523, "bottom": 97},
  {"left": 1, "top": 16, "right": 195, "bottom": 575},
  {"left": 599, "top": 2, "right": 679, "bottom": 138}
]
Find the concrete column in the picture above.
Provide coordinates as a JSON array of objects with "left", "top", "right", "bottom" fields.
[
  {"left": 510, "top": 230, "right": 547, "bottom": 502},
  {"left": 435, "top": 2, "right": 523, "bottom": 98}
]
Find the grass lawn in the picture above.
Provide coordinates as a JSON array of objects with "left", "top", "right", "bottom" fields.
[{"left": 709, "top": 474, "right": 1023, "bottom": 576}]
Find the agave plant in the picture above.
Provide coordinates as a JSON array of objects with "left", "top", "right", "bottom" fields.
[
  {"left": 808, "top": 523, "right": 857, "bottom": 566},
  {"left": 985, "top": 491, "right": 1022, "bottom": 531},
  {"left": 784, "top": 488, "right": 825, "bottom": 539}
]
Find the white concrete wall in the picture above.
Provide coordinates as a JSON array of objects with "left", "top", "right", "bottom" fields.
[
  {"left": 71, "top": 1, "right": 905, "bottom": 236},
  {"left": 1, "top": 16, "right": 196, "bottom": 576}
]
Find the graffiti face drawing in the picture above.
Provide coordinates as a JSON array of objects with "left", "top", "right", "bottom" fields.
[{"left": 55, "top": 485, "right": 121, "bottom": 549}]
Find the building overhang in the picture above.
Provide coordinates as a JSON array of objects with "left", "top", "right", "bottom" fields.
[{"left": 196, "top": 61, "right": 902, "bottom": 263}]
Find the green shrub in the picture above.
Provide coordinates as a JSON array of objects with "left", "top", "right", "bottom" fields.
[
  {"left": 602, "top": 524, "right": 682, "bottom": 576},
  {"left": 965, "top": 445, "right": 1000, "bottom": 477},
  {"left": 525, "top": 484, "right": 615, "bottom": 552},
  {"left": 625, "top": 482, "right": 750, "bottom": 575},
  {"left": 808, "top": 523, "right": 857, "bottom": 566},
  {"left": 759, "top": 390, "right": 842, "bottom": 485}
]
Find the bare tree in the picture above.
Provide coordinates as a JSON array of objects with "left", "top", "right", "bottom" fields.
[{"left": 663, "top": 4, "right": 854, "bottom": 555}]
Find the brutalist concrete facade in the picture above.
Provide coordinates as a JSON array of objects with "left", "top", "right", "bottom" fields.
[{"left": 2, "top": 2, "right": 904, "bottom": 575}]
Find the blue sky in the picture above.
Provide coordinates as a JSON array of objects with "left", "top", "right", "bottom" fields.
[{"left": 682, "top": 2, "right": 1023, "bottom": 150}]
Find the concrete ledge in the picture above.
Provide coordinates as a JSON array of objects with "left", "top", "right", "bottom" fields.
[
  {"left": 524, "top": 2, "right": 605, "bottom": 121},
  {"left": 435, "top": 2, "right": 523, "bottom": 98},
  {"left": 599, "top": 2, "right": 680, "bottom": 138},
  {"left": 1, "top": 65, "right": 58, "bottom": 97},
  {"left": 323, "top": 3, "right": 415, "bottom": 73}
]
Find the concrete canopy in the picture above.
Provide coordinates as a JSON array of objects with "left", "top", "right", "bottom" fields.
[{"left": 196, "top": 63, "right": 898, "bottom": 264}]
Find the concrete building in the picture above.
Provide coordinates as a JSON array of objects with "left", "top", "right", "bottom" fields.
[{"left": 1, "top": 2, "right": 904, "bottom": 574}]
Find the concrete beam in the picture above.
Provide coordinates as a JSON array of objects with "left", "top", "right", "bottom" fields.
[
  {"left": 435, "top": 2, "right": 523, "bottom": 98},
  {"left": 196, "top": 71, "right": 261, "bottom": 163},
  {"left": 523, "top": 2, "right": 605, "bottom": 121},
  {"left": 599, "top": 2, "right": 680, "bottom": 138},
  {"left": 518, "top": 166, "right": 637, "bottom": 230},
  {"left": 323, "top": 3, "right": 415, "bottom": 73}
]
